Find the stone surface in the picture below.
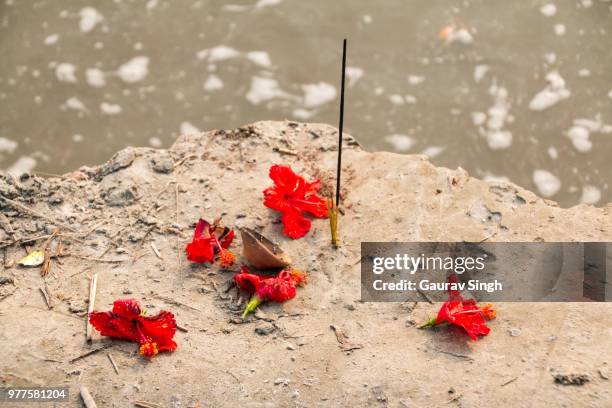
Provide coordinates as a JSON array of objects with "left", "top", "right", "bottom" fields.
[{"left": 0, "top": 121, "right": 610, "bottom": 407}]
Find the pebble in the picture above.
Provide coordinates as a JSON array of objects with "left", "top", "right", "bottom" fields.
[{"left": 509, "top": 328, "right": 522, "bottom": 337}]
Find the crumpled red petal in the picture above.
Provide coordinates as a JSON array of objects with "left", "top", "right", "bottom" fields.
[
  {"left": 436, "top": 299, "right": 490, "bottom": 340},
  {"left": 281, "top": 211, "right": 311, "bottom": 239}
]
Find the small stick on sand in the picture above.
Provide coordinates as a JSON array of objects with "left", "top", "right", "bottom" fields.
[
  {"left": 107, "top": 352, "right": 119, "bottom": 375},
  {"left": 39, "top": 286, "right": 53, "bottom": 309},
  {"left": 86, "top": 274, "right": 98, "bottom": 343},
  {"left": 69, "top": 344, "right": 111, "bottom": 363},
  {"left": 79, "top": 385, "right": 98, "bottom": 408},
  {"left": 175, "top": 182, "right": 181, "bottom": 270},
  {"left": 134, "top": 401, "right": 163, "bottom": 408},
  {"left": 150, "top": 242, "right": 162, "bottom": 259}
]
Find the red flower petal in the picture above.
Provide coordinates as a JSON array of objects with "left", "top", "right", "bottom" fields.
[
  {"left": 219, "top": 229, "right": 235, "bottom": 249},
  {"left": 89, "top": 299, "right": 177, "bottom": 357},
  {"left": 139, "top": 310, "right": 177, "bottom": 352},
  {"left": 185, "top": 236, "right": 215, "bottom": 263},
  {"left": 436, "top": 299, "right": 490, "bottom": 340},
  {"left": 234, "top": 267, "right": 263, "bottom": 294},
  {"left": 263, "top": 165, "right": 328, "bottom": 238},
  {"left": 281, "top": 211, "right": 311, "bottom": 239}
]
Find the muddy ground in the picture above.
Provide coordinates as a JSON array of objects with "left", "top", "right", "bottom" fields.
[{"left": 0, "top": 121, "right": 611, "bottom": 407}]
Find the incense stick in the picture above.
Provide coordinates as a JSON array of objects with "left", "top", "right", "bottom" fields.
[{"left": 336, "top": 38, "right": 347, "bottom": 206}]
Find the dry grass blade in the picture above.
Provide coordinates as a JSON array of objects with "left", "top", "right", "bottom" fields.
[{"left": 330, "top": 325, "right": 362, "bottom": 351}]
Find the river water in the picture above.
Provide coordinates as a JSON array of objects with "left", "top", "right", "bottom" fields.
[{"left": 1, "top": 0, "right": 611, "bottom": 207}]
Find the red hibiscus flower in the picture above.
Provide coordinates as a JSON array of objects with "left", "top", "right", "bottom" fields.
[
  {"left": 234, "top": 266, "right": 308, "bottom": 317},
  {"left": 419, "top": 277, "right": 496, "bottom": 340},
  {"left": 263, "top": 165, "right": 328, "bottom": 239},
  {"left": 89, "top": 299, "right": 177, "bottom": 358},
  {"left": 186, "top": 218, "right": 235, "bottom": 267}
]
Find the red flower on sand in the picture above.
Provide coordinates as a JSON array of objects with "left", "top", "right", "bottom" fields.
[
  {"left": 263, "top": 165, "right": 328, "bottom": 239},
  {"left": 419, "top": 276, "right": 496, "bottom": 340},
  {"left": 89, "top": 299, "right": 177, "bottom": 358},
  {"left": 234, "top": 266, "right": 308, "bottom": 317},
  {"left": 186, "top": 218, "right": 235, "bottom": 267}
]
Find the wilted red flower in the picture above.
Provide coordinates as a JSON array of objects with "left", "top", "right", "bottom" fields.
[
  {"left": 89, "top": 299, "right": 177, "bottom": 358},
  {"left": 435, "top": 298, "right": 490, "bottom": 340},
  {"left": 186, "top": 218, "right": 235, "bottom": 266},
  {"left": 419, "top": 275, "right": 495, "bottom": 340},
  {"left": 263, "top": 165, "right": 328, "bottom": 239},
  {"left": 234, "top": 266, "right": 308, "bottom": 317}
]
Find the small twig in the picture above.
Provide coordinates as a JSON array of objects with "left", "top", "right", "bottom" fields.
[
  {"left": 500, "top": 376, "right": 518, "bottom": 387},
  {"left": 86, "top": 274, "right": 98, "bottom": 343},
  {"left": 437, "top": 349, "right": 473, "bottom": 361},
  {"left": 79, "top": 385, "right": 98, "bottom": 408},
  {"left": 175, "top": 182, "right": 181, "bottom": 270},
  {"left": 176, "top": 324, "right": 188, "bottom": 333},
  {"left": 0, "top": 196, "right": 78, "bottom": 232},
  {"left": 446, "top": 393, "right": 463, "bottom": 404},
  {"left": 69, "top": 344, "right": 112, "bottom": 363},
  {"left": 70, "top": 254, "right": 126, "bottom": 263},
  {"left": 39, "top": 286, "right": 53, "bottom": 309},
  {"left": 273, "top": 146, "right": 298, "bottom": 156},
  {"left": 107, "top": 352, "right": 120, "bottom": 375},
  {"left": 134, "top": 401, "right": 163, "bottom": 408},
  {"left": 150, "top": 242, "right": 162, "bottom": 259}
]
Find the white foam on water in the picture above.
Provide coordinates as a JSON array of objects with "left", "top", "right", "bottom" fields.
[
  {"left": 389, "top": 94, "right": 404, "bottom": 105},
  {"left": 72, "top": 134, "right": 84, "bottom": 142},
  {"left": 581, "top": 0, "right": 593, "bottom": 8},
  {"left": 578, "top": 68, "right": 591, "bottom": 77},
  {"left": 565, "top": 117, "right": 612, "bottom": 153},
  {"left": 44, "top": 34, "right": 59, "bottom": 45},
  {"left": 540, "top": 4, "right": 557, "bottom": 17},
  {"left": 346, "top": 67, "right": 364, "bottom": 87},
  {"left": 547, "top": 146, "right": 558, "bottom": 159},
  {"left": 246, "top": 76, "right": 289, "bottom": 105},
  {"left": 198, "top": 46, "right": 240, "bottom": 62},
  {"left": 471, "top": 111, "right": 487, "bottom": 126},
  {"left": 55, "top": 63, "right": 77, "bottom": 83},
  {"left": 292, "top": 108, "right": 315, "bottom": 120},
  {"left": 148, "top": 137, "right": 162, "bottom": 148},
  {"left": 581, "top": 185, "right": 601, "bottom": 204},
  {"left": 608, "top": 89, "right": 612, "bottom": 99},
  {"left": 529, "top": 71, "right": 570, "bottom": 111},
  {"left": 0, "top": 137, "right": 18, "bottom": 153},
  {"left": 475, "top": 82, "right": 513, "bottom": 150},
  {"left": 64, "top": 97, "right": 86, "bottom": 111},
  {"left": 146, "top": 0, "right": 158, "bottom": 10},
  {"left": 404, "top": 95, "right": 417, "bottom": 104},
  {"left": 473, "top": 64, "right": 490, "bottom": 83},
  {"left": 180, "top": 121, "right": 200, "bottom": 135},
  {"left": 544, "top": 52, "right": 557, "bottom": 64},
  {"left": 246, "top": 51, "right": 271, "bottom": 68},
  {"left": 385, "top": 134, "right": 414, "bottom": 152},
  {"left": 302, "top": 82, "right": 336, "bottom": 108},
  {"left": 533, "top": 169, "right": 561, "bottom": 197},
  {"left": 85, "top": 68, "right": 106, "bottom": 88},
  {"left": 255, "top": 0, "right": 282, "bottom": 8},
  {"left": 117, "top": 56, "right": 149, "bottom": 83},
  {"left": 203, "top": 74, "right": 223, "bottom": 91},
  {"left": 421, "top": 146, "right": 445, "bottom": 158},
  {"left": 79, "top": 7, "right": 103, "bottom": 33},
  {"left": 566, "top": 125, "right": 591, "bottom": 153},
  {"left": 442, "top": 27, "right": 474, "bottom": 45},
  {"left": 407, "top": 75, "right": 425, "bottom": 85},
  {"left": 100, "top": 102, "right": 122, "bottom": 115},
  {"left": 8, "top": 156, "right": 37, "bottom": 175},
  {"left": 363, "top": 15, "right": 373, "bottom": 24},
  {"left": 223, "top": 4, "right": 249, "bottom": 12},
  {"left": 554, "top": 24, "right": 566, "bottom": 36}
]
